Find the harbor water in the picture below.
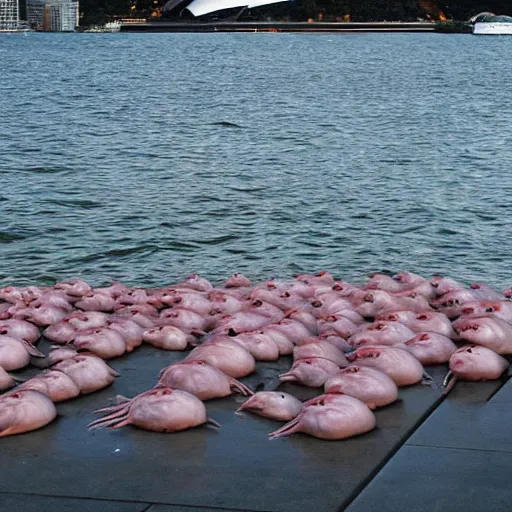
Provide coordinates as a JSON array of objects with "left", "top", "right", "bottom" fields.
[{"left": 1, "top": 32, "right": 511, "bottom": 289}]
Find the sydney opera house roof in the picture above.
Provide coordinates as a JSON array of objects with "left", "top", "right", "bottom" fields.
[{"left": 163, "top": 0, "right": 288, "bottom": 16}]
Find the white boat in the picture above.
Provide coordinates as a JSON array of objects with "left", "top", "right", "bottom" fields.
[
  {"left": 84, "top": 21, "right": 121, "bottom": 33},
  {"left": 471, "top": 12, "right": 512, "bottom": 35},
  {"left": 473, "top": 22, "right": 512, "bottom": 35}
]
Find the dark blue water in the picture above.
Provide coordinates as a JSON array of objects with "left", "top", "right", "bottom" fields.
[{"left": 1, "top": 32, "right": 511, "bottom": 289}]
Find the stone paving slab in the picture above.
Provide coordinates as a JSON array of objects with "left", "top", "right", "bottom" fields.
[
  {"left": 346, "top": 379, "right": 508, "bottom": 512},
  {"left": 146, "top": 506, "right": 261, "bottom": 512},
  {"left": 1, "top": 344, "right": 449, "bottom": 512},
  {"left": 0, "top": 493, "right": 149, "bottom": 512},
  {"left": 488, "top": 375, "right": 512, "bottom": 403},
  {"left": 346, "top": 445, "right": 512, "bottom": 512}
]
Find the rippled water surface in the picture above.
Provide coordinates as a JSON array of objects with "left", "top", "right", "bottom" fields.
[{"left": 1, "top": 32, "right": 511, "bottom": 289}]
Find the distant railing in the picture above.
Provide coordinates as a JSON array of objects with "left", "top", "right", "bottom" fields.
[{"left": 120, "top": 18, "right": 147, "bottom": 23}]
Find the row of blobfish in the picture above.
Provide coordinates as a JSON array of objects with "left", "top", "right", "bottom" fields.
[{"left": 1, "top": 270, "right": 511, "bottom": 440}]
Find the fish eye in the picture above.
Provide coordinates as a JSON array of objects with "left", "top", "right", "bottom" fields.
[
  {"left": 280, "top": 394, "right": 285, "bottom": 399},
  {"left": 486, "top": 307, "right": 494, "bottom": 313},
  {"left": 466, "top": 348, "right": 473, "bottom": 353}
]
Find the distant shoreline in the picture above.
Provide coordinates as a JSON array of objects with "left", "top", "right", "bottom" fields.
[{"left": 119, "top": 20, "right": 439, "bottom": 33}]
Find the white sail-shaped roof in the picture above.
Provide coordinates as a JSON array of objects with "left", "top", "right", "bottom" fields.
[
  {"left": 247, "top": 0, "right": 287, "bottom": 8},
  {"left": 186, "top": 0, "right": 287, "bottom": 16}
]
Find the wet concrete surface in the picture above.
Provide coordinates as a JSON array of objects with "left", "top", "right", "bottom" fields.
[
  {"left": 347, "top": 378, "right": 508, "bottom": 512},
  {"left": 0, "top": 343, "right": 462, "bottom": 512}
]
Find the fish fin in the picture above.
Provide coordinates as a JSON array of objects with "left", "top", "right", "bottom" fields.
[{"left": 23, "top": 341, "right": 45, "bottom": 358}]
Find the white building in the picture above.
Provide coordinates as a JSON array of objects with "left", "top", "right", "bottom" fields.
[{"left": 0, "top": 0, "right": 19, "bottom": 31}]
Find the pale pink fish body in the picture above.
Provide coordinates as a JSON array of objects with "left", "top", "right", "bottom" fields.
[
  {"left": 376, "top": 272, "right": 435, "bottom": 299},
  {"left": 142, "top": 325, "right": 197, "bottom": 350},
  {"left": 430, "top": 276, "right": 465, "bottom": 297},
  {"left": 67, "top": 311, "right": 110, "bottom": 331},
  {"left": 293, "top": 339, "right": 348, "bottom": 367},
  {"left": 271, "top": 318, "right": 317, "bottom": 344},
  {"left": 250, "top": 287, "right": 306, "bottom": 311},
  {"left": 363, "top": 274, "right": 405, "bottom": 292},
  {"left": 54, "top": 279, "right": 92, "bottom": 297},
  {"left": 115, "top": 288, "right": 150, "bottom": 306},
  {"left": 295, "top": 271, "right": 335, "bottom": 285},
  {"left": 185, "top": 337, "right": 255, "bottom": 378},
  {"left": 215, "top": 310, "right": 276, "bottom": 336},
  {"left": 257, "top": 326, "right": 295, "bottom": 355},
  {"left": 448, "top": 345, "right": 509, "bottom": 381},
  {"left": 388, "top": 290, "right": 433, "bottom": 312},
  {"left": 179, "top": 274, "right": 214, "bottom": 292},
  {"left": 346, "top": 346, "right": 424, "bottom": 387},
  {"left": 95, "top": 282, "right": 130, "bottom": 299},
  {"left": 113, "top": 307, "right": 157, "bottom": 329},
  {"left": 461, "top": 301, "right": 512, "bottom": 324},
  {"left": 378, "top": 310, "right": 457, "bottom": 339},
  {"left": 269, "top": 393, "right": 375, "bottom": 440},
  {"left": 309, "top": 294, "right": 353, "bottom": 319},
  {"left": 468, "top": 283, "right": 503, "bottom": 301},
  {"left": 0, "top": 319, "right": 40, "bottom": 343},
  {"left": 349, "top": 321, "right": 416, "bottom": 348},
  {"left": 0, "top": 335, "right": 32, "bottom": 370},
  {"left": 0, "top": 303, "right": 11, "bottom": 320},
  {"left": 404, "top": 332, "right": 457, "bottom": 365},
  {"left": 29, "top": 292, "right": 74, "bottom": 312},
  {"left": 318, "top": 332, "right": 352, "bottom": 352},
  {"left": 431, "top": 288, "right": 484, "bottom": 311},
  {"left": 17, "top": 370, "right": 80, "bottom": 402},
  {"left": 317, "top": 315, "right": 362, "bottom": 339},
  {"left": 22, "top": 305, "right": 69, "bottom": 327},
  {"left": 53, "top": 354, "right": 119, "bottom": 394},
  {"left": 352, "top": 290, "right": 430, "bottom": 318},
  {"left": 237, "top": 391, "right": 303, "bottom": 421},
  {"left": 0, "top": 286, "right": 24, "bottom": 303},
  {"left": 284, "top": 308, "right": 318, "bottom": 335},
  {"left": 330, "top": 281, "right": 361, "bottom": 298},
  {"left": 88, "top": 387, "right": 218, "bottom": 432},
  {"left": 0, "top": 367, "right": 17, "bottom": 391},
  {"left": 324, "top": 365, "right": 399, "bottom": 409},
  {"left": 244, "top": 300, "right": 285, "bottom": 321},
  {"left": 453, "top": 315, "right": 512, "bottom": 354},
  {"left": 43, "top": 320, "right": 77, "bottom": 344},
  {"left": 157, "top": 360, "right": 253, "bottom": 400},
  {"left": 157, "top": 291, "right": 212, "bottom": 316},
  {"left": 106, "top": 316, "right": 144, "bottom": 352},
  {"left": 31, "top": 345, "right": 79, "bottom": 369},
  {"left": 75, "top": 291, "right": 116, "bottom": 312},
  {"left": 230, "top": 332, "right": 280, "bottom": 361},
  {"left": 207, "top": 290, "right": 244, "bottom": 315},
  {"left": 159, "top": 307, "right": 212, "bottom": 333},
  {"left": 224, "top": 273, "right": 252, "bottom": 288},
  {"left": 279, "top": 357, "right": 341, "bottom": 388},
  {"left": 73, "top": 327, "right": 126, "bottom": 359},
  {"left": 117, "top": 303, "right": 159, "bottom": 318},
  {"left": 0, "top": 390, "right": 57, "bottom": 437}
]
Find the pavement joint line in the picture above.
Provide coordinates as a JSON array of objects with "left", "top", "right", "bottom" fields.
[
  {"left": 0, "top": 491, "right": 276, "bottom": 512},
  {"left": 338, "top": 391, "right": 447, "bottom": 512},
  {"left": 486, "top": 373, "right": 512, "bottom": 402},
  {"left": 406, "top": 443, "right": 512, "bottom": 455},
  {"left": 0, "top": 491, "right": 151, "bottom": 506}
]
